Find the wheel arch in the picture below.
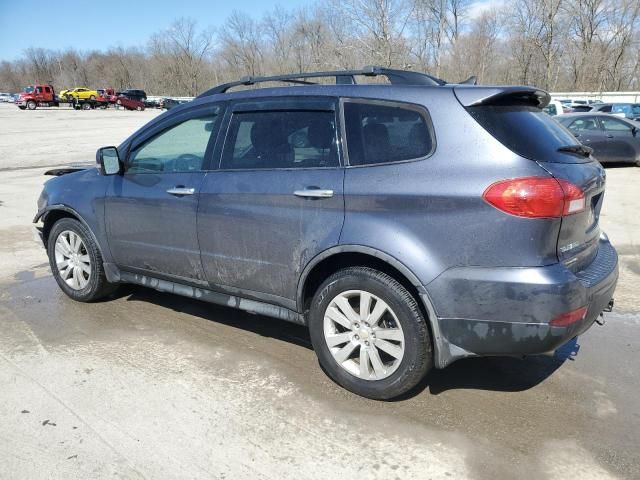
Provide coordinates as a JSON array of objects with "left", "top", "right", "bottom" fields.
[
  {"left": 298, "top": 246, "right": 433, "bottom": 317},
  {"left": 297, "top": 245, "right": 458, "bottom": 369},
  {"left": 36, "top": 205, "right": 99, "bottom": 252}
]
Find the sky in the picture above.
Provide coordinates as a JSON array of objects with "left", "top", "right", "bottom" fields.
[
  {"left": 0, "top": 0, "right": 311, "bottom": 61},
  {"left": 0, "top": 0, "right": 499, "bottom": 62}
]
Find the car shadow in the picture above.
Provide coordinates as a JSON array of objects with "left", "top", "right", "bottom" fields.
[
  {"left": 113, "top": 285, "right": 572, "bottom": 400},
  {"left": 602, "top": 161, "right": 636, "bottom": 168}
]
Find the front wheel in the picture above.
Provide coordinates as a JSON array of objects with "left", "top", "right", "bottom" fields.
[
  {"left": 47, "top": 218, "right": 117, "bottom": 302},
  {"left": 27, "top": 100, "right": 36, "bottom": 110},
  {"left": 308, "top": 267, "right": 432, "bottom": 400}
]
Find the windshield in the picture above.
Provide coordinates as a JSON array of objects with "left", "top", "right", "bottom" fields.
[
  {"left": 23, "top": 86, "right": 34, "bottom": 93},
  {"left": 467, "top": 105, "right": 584, "bottom": 163}
]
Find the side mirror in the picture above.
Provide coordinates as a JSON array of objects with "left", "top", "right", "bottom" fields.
[{"left": 96, "top": 146, "right": 121, "bottom": 175}]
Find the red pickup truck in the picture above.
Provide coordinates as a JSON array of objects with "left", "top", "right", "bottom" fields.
[{"left": 16, "top": 84, "right": 59, "bottom": 110}]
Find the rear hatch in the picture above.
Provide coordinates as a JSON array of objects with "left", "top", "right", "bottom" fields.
[{"left": 455, "top": 86, "right": 606, "bottom": 272}]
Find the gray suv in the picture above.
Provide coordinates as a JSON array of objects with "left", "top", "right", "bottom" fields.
[{"left": 34, "top": 67, "right": 618, "bottom": 399}]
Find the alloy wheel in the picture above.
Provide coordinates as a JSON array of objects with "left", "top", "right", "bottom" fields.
[
  {"left": 54, "top": 230, "right": 91, "bottom": 290},
  {"left": 323, "top": 290, "right": 405, "bottom": 380}
]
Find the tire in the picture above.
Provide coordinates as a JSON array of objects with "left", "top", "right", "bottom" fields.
[
  {"left": 27, "top": 100, "right": 37, "bottom": 110},
  {"left": 47, "top": 218, "right": 117, "bottom": 302},
  {"left": 136, "top": 106, "right": 142, "bottom": 111},
  {"left": 308, "top": 267, "right": 432, "bottom": 400}
]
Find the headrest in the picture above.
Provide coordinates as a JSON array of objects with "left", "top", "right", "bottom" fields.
[
  {"left": 308, "top": 121, "right": 334, "bottom": 149},
  {"left": 251, "top": 119, "right": 289, "bottom": 152}
]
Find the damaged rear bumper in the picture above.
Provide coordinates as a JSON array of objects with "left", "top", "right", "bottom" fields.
[{"left": 425, "top": 236, "right": 618, "bottom": 368}]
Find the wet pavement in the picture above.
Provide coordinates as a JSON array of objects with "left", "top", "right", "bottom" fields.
[{"left": 0, "top": 105, "right": 639, "bottom": 479}]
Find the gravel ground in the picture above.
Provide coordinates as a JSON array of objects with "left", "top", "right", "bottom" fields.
[{"left": 0, "top": 102, "right": 638, "bottom": 479}]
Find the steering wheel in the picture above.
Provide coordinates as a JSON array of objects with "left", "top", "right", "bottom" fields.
[{"left": 175, "top": 153, "right": 201, "bottom": 172}]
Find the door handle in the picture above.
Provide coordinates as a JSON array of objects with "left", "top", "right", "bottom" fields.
[
  {"left": 166, "top": 186, "right": 195, "bottom": 196},
  {"left": 294, "top": 188, "right": 334, "bottom": 199},
  {"left": 606, "top": 135, "right": 614, "bottom": 138}
]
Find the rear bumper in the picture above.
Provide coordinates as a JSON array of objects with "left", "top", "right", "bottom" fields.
[{"left": 426, "top": 235, "right": 618, "bottom": 368}]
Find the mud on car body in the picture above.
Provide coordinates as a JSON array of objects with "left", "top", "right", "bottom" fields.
[{"left": 34, "top": 67, "right": 618, "bottom": 399}]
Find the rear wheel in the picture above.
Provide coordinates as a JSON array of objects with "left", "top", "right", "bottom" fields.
[
  {"left": 136, "top": 105, "right": 142, "bottom": 111},
  {"left": 27, "top": 100, "right": 36, "bottom": 110},
  {"left": 308, "top": 267, "right": 432, "bottom": 400},
  {"left": 47, "top": 218, "right": 117, "bottom": 302}
]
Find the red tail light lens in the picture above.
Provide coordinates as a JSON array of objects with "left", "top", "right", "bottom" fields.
[
  {"left": 483, "top": 177, "right": 585, "bottom": 218},
  {"left": 549, "top": 306, "right": 588, "bottom": 327}
]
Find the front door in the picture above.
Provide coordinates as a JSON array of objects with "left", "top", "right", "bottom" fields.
[
  {"left": 197, "top": 97, "right": 344, "bottom": 303},
  {"left": 566, "top": 116, "right": 610, "bottom": 161},
  {"left": 105, "top": 104, "right": 224, "bottom": 282}
]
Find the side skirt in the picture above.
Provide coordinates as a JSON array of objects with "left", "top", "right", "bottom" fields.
[{"left": 118, "top": 270, "right": 306, "bottom": 326}]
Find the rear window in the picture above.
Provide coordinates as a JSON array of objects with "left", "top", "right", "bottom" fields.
[
  {"left": 344, "top": 101, "right": 434, "bottom": 166},
  {"left": 467, "top": 105, "right": 583, "bottom": 163}
]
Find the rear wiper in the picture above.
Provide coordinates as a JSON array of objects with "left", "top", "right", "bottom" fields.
[{"left": 557, "top": 144, "right": 593, "bottom": 157}]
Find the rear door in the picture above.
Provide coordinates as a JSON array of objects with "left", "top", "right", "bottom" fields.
[
  {"left": 197, "top": 96, "right": 344, "bottom": 303},
  {"left": 599, "top": 116, "right": 639, "bottom": 163},
  {"left": 105, "top": 103, "right": 224, "bottom": 282}
]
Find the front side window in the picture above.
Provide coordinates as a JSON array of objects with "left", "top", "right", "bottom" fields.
[
  {"left": 601, "top": 117, "right": 632, "bottom": 132},
  {"left": 612, "top": 105, "right": 631, "bottom": 115},
  {"left": 343, "top": 101, "right": 434, "bottom": 166},
  {"left": 221, "top": 110, "right": 338, "bottom": 169},
  {"left": 128, "top": 113, "right": 221, "bottom": 173}
]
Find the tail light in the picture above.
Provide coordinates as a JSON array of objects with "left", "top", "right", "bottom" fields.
[
  {"left": 483, "top": 177, "right": 585, "bottom": 218},
  {"left": 549, "top": 306, "right": 588, "bottom": 327}
]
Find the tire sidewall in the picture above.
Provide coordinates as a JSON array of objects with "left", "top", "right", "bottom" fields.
[
  {"left": 308, "top": 269, "right": 432, "bottom": 399},
  {"left": 47, "top": 218, "right": 104, "bottom": 301}
]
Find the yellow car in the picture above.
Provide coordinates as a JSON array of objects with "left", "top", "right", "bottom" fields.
[
  {"left": 65, "top": 87, "right": 99, "bottom": 100},
  {"left": 58, "top": 89, "right": 70, "bottom": 100}
]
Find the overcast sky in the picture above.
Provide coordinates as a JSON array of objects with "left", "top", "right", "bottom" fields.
[{"left": 0, "top": 0, "right": 498, "bottom": 62}]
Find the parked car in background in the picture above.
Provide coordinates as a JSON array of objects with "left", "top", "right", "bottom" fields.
[
  {"left": 115, "top": 93, "right": 145, "bottom": 111},
  {"left": 543, "top": 100, "right": 566, "bottom": 116},
  {"left": 34, "top": 67, "right": 618, "bottom": 400},
  {"left": 0, "top": 92, "right": 14, "bottom": 102},
  {"left": 589, "top": 103, "right": 640, "bottom": 121},
  {"left": 118, "top": 89, "right": 147, "bottom": 100},
  {"left": 161, "top": 97, "right": 190, "bottom": 109},
  {"left": 570, "top": 105, "right": 594, "bottom": 113},
  {"left": 144, "top": 97, "right": 162, "bottom": 109},
  {"left": 66, "top": 88, "right": 99, "bottom": 101},
  {"left": 557, "top": 113, "right": 640, "bottom": 166}
]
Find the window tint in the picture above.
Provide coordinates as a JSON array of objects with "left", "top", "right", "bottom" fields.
[
  {"left": 568, "top": 118, "right": 600, "bottom": 131},
  {"left": 128, "top": 113, "right": 221, "bottom": 173},
  {"left": 601, "top": 117, "right": 632, "bottom": 132},
  {"left": 221, "top": 110, "right": 338, "bottom": 169},
  {"left": 344, "top": 101, "right": 433, "bottom": 166},
  {"left": 467, "top": 105, "right": 582, "bottom": 163},
  {"left": 599, "top": 105, "right": 612, "bottom": 112}
]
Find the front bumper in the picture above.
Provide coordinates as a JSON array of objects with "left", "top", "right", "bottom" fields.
[{"left": 426, "top": 235, "right": 618, "bottom": 367}]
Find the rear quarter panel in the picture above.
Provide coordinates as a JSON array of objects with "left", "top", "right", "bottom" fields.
[{"left": 340, "top": 88, "right": 561, "bottom": 287}]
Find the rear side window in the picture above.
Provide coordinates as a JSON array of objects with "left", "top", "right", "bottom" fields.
[
  {"left": 221, "top": 110, "right": 338, "bottom": 169},
  {"left": 467, "top": 105, "right": 582, "bottom": 163},
  {"left": 343, "top": 101, "right": 433, "bottom": 166},
  {"left": 601, "top": 117, "right": 633, "bottom": 132}
]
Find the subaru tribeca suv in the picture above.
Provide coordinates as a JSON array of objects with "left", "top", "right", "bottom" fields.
[{"left": 34, "top": 67, "right": 618, "bottom": 400}]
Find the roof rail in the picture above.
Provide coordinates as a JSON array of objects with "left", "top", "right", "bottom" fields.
[{"left": 197, "top": 66, "right": 446, "bottom": 97}]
